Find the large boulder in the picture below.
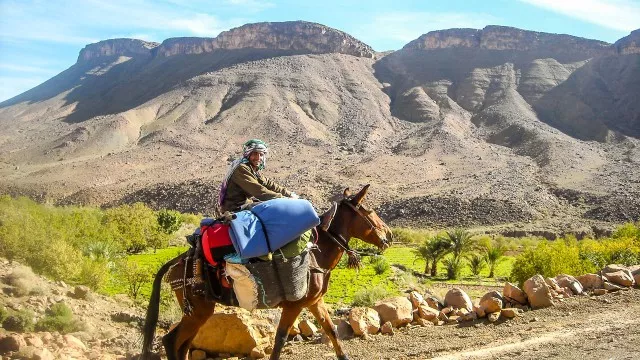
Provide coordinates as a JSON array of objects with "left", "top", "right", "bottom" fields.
[
  {"left": 425, "top": 295, "right": 444, "bottom": 310},
  {"left": 635, "top": 274, "right": 640, "bottom": 288},
  {"left": 576, "top": 273, "right": 604, "bottom": 290},
  {"left": 523, "top": 275, "right": 554, "bottom": 309},
  {"left": 0, "top": 334, "right": 26, "bottom": 355},
  {"left": 503, "top": 282, "right": 527, "bottom": 305},
  {"left": 348, "top": 307, "right": 380, "bottom": 336},
  {"left": 444, "top": 288, "right": 473, "bottom": 311},
  {"left": 479, "top": 291, "right": 503, "bottom": 313},
  {"left": 373, "top": 297, "right": 413, "bottom": 328},
  {"left": 555, "top": 274, "right": 583, "bottom": 295},
  {"left": 604, "top": 271, "right": 634, "bottom": 287},
  {"left": 191, "top": 309, "right": 275, "bottom": 356},
  {"left": 299, "top": 320, "right": 318, "bottom": 338}
]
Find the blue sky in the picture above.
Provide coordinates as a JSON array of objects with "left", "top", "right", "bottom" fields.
[{"left": 1, "top": 0, "right": 639, "bottom": 102}]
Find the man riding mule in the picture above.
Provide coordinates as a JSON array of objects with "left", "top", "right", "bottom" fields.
[
  {"left": 140, "top": 184, "right": 393, "bottom": 360},
  {"left": 219, "top": 139, "right": 299, "bottom": 213}
]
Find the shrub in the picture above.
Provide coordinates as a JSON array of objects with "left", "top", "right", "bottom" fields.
[
  {"left": 77, "top": 259, "right": 111, "bottom": 291},
  {"left": 157, "top": 209, "right": 183, "bottom": 235},
  {"left": 413, "top": 236, "right": 452, "bottom": 276},
  {"left": 392, "top": 227, "right": 432, "bottom": 245},
  {"left": 0, "top": 305, "right": 7, "bottom": 323},
  {"left": 4, "top": 265, "right": 38, "bottom": 297},
  {"left": 370, "top": 256, "right": 390, "bottom": 275},
  {"left": 105, "top": 203, "right": 163, "bottom": 253},
  {"left": 510, "top": 237, "right": 590, "bottom": 287},
  {"left": 35, "top": 303, "right": 83, "bottom": 334},
  {"left": 116, "top": 260, "right": 152, "bottom": 299},
  {"left": 2, "top": 308, "right": 35, "bottom": 332},
  {"left": 352, "top": 285, "right": 391, "bottom": 307}
]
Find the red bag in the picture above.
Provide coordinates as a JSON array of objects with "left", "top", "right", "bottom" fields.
[{"left": 201, "top": 223, "right": 233, "bottom": 265}]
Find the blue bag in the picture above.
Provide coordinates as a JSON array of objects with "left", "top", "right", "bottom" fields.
[{"left": 228, "top": 198, "right": 320, "bottom": 259}]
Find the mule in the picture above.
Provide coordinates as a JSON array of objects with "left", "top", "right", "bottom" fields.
[{"left": 140, "top": 184, "right": 393, "bottom": 360}]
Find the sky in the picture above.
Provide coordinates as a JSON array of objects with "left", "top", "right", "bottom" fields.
[{"left": 1, "top": 0, "right": 639, "bottom": 102}]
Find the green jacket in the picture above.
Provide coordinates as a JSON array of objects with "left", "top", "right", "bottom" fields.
[{"left": 221, "top": 163, "right": 292, "bottom": 212}]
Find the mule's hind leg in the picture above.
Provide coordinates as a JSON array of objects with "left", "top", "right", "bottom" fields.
[
  {"left": 270, "top": 305, "right": 304, "bottom": 360},
  {"left": 308, "top": 298, "right": 349, "bottom": 360}
]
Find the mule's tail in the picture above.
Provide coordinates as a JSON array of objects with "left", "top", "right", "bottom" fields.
[{"left": 140, "top": 253, "right": 184, "bottom": 359}]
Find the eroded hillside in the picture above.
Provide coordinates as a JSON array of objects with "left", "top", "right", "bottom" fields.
[{"left": 1, "top": 22, "right": 639, "bottom": 237}]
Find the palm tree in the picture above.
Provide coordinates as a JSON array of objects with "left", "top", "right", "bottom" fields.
[
  {"left": 413, "top": 236, "right": 452, "bottom": 276},
  {"left": 467, "top": 253, "right": 486, "bottom": 276},
  {"left": 444, "top": 229, "right": 475, "bottom": 262},
  {"left": 485, "top": 244, "right": 506, "bottom": 278}
]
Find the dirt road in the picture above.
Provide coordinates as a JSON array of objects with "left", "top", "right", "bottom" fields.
[{"left": 282, "top": 289, "right": 640, "bottom": 360}]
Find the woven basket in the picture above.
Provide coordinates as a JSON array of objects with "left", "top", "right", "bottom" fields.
[{"left": 246, "top": 250, "right": 309, "bottom": 308}]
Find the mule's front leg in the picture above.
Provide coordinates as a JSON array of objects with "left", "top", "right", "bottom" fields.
[
  {"left": 308, "top": 299, "right": 349, "bottom": 360},
  {"left": 270, "top": 305, "right": 303, "bottom": 360}
]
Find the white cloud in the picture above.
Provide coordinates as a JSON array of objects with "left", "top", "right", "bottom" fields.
[
  {"left": 519, "top": 0, "right": 640, "bottom": 32},
  {"left": 0, "top": 63, "right": 59, "bottom": 74},
  {"left": 353, "top": 12, "right": 498, "bottom": 50}
]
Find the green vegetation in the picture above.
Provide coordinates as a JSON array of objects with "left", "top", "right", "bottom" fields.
[
  {"left": 510, "top": 223, "right": 640, "bottom": 286},
  {"left": 352, "top": 285, "right": 392, "bottom": 307},
  {"left": 0, "top": 195, "right": 192, "bottom": 296},
  {"left": 2, "top": 308, "right": 35, "bottom": 332},
  {"left": 35, "top": 303, "right": 84, "bottom": 334}
]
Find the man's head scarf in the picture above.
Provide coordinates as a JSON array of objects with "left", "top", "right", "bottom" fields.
[{"left": 218, "top": 139, "right": 269, "bottom": 208}]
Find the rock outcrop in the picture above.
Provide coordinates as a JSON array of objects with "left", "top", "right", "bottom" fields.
[
  {"left": 77, "top": 38, "right": 159, "bottom": 62},
  {"left": 615, "top": 29, "right": 640, "bottom": 54},
  {"left": 404, "top": 26, "right": 612, "bottom": 57}
]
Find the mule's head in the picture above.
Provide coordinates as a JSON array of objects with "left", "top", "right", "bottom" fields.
[{"left": 334, "top": 184, "right": 393, "bottom": 250}]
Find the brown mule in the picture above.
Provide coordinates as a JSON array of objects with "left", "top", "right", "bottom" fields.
[{"left": 140, "top": 185, "right": 393, "bottom": 360}]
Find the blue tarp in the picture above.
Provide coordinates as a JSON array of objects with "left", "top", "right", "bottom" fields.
[{"left": 228, "top": 198, "right": 320, "bottom": 259}]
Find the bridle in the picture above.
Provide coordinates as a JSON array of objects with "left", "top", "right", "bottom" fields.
[{"left": 319, "top": 197, "right": 391, "bottom": 267}]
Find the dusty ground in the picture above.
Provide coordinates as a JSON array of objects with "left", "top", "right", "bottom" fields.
[{"left": 282, "top": 289, "right": 640, "bottom": 360}]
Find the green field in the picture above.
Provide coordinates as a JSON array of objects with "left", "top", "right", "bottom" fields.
[{"left": 113, "top": 245, "right": 515, "bottom": 306}]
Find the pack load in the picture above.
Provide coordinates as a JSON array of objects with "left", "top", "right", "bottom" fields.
[
  {"left": 228, "top": 198, "right": 320, "bottom": 259},
  {"left": 224, "top": 231, "right": 312, "bottom": 310}
]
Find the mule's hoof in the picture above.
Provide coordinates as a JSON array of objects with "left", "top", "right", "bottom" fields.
[{"left": 337, "top": 356, "right": 350, "bottom": 360}]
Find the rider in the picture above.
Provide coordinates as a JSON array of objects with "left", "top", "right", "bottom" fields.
[{"left": 218, "top": 139, "right": 298, "bottom": 213}]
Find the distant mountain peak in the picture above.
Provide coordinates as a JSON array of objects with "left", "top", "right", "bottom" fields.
[{"left": 615, "top": 29, "right": 640, "bottom": 54}]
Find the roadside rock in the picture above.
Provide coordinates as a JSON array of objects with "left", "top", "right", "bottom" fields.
[
  {"left": 503, "top": 282, "right": 527, "bottom": 305},
  {"left": 299, "top": 320, "right": 318, "bottom": 338},
  {"left": 604, "top": 282, "right": 624, "bottom": 292},
  {"left": 191, "top": 310, "right": 275, "bottom": 356},
  {"left": 487, "top": 312, "right": 500, "bottom": 323},
  {"left": 479, "top": 291, "right": 503, "bottom": 313},
  {"left": 523, "top": 275, "right": 554, "bottom": 309},
  {"left": 576, "top": 274, "right": 604, "bottom": 290},
  {"left": 555, "top": 274, "right": 583, "bottom": 295},
  {"left": 425, "top": 295, "right": 444, "bottom": 310},
  {"left": 604, "top": 271, "right": 634, "bottom": 287},
  {"left": 380, "top": 321, "right": 394, "bottom": 335},
  {"left": 444, "top": 288, "right": 473, "bottom": 311},
  {"left": 0, "top": 333, "right": 26, "bottom": 354},
  {"left": 373, "top": 297, "right": 413, "bottom": 328},
  {"left": 500, "top": 308, "right": 521, "bottom": 319},
  {"left": 348, "top": 307, "right": 380, "bottom": 336},
  {"left": 417, "top": 304, "right": 440, "bottom": 322},
  {"left": 408, "top": 291, "right": 424, "bottom": 309}
]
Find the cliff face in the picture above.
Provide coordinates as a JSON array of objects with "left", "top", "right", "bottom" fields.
[
  {"left": 404, "top": 26, "right": 613, "bottom": 57},
  {"left": 77, "top": 21, "right": 374, "bottom": 63},
  {"left": 77, "top": 39, "right": 159, "bottom": 62},
  {"left": 156, "top": 22, "right": 375, "bottom": 58},
  {"left": 615, "top": 29, "right": 640, "bottom": 54}
]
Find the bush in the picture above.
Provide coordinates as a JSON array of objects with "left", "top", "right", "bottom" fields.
[
  {"left": 2, "top": 308, "right": 35, "bottom": 332},
  {"left": 157, "top": 209, "right": 183, "bottom": 235},
  {"left": 467, "top": 253, "right": 486, "bottom": 276},
  {"left": 370, "top": 256, "right": 390, "bottom": 275},
  {"left": 35, "top": 303, "right": 83, "bottom": 334},
  {"left": 77, "top": 259, "right": 111, "bottom": 291},
  {"left": 352, "top": 285, "right": 391, "bottom": 307},
  {"left": 116, "top": 260, "right": 153, "bottom": 299},
  {"left": 510, "top": 237, "right": 590, "bottom": 286},
  {"left": 0, "top": 305, "right": 7, "bottom": 323},
  {"left": 4, "top": 265, "right": 38, "bottom": 296},
  {"left": 392, "top": 227, "right": 432, "bottom": 245},
  {"left": 105, "top": 203, "right": 164, "bottom": 253}
]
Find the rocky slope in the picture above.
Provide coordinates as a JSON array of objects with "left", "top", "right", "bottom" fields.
[{"left": 1, "top": 22, "right": 639, "bottom": 237}]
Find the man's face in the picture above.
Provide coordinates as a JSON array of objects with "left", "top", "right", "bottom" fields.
[{"left": 248, "top": 151, "right": 264, "bottom": 168}]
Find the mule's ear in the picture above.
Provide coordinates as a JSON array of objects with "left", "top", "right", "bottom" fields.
[
  {"left": 351, "top": 184, "right": 370, "bottom": 206},
  {"left": 343, "top": 188, "right": 351, "bottom": 197}
]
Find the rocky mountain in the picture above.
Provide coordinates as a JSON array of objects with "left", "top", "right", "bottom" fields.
[{"left": 1, "top": 22, "right": 639, "bottom": 237}]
